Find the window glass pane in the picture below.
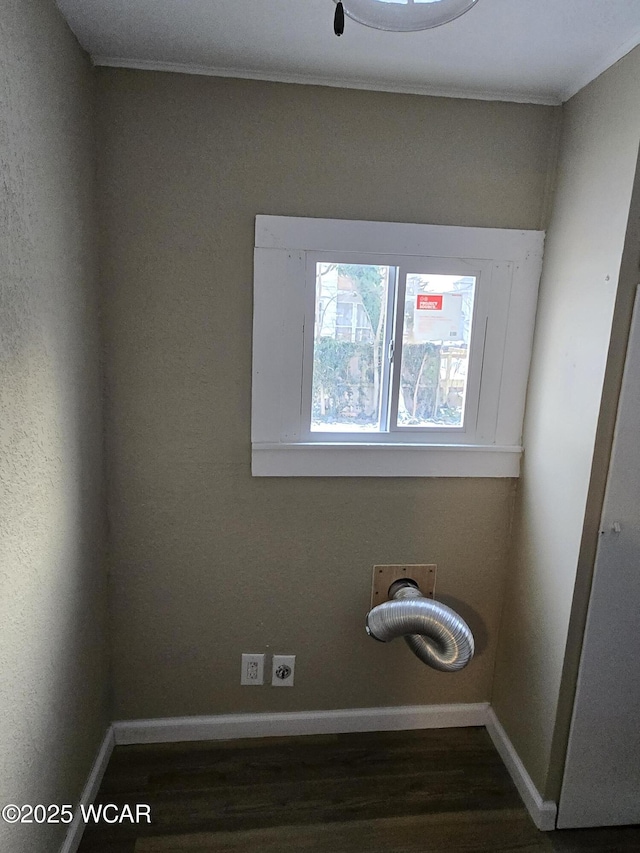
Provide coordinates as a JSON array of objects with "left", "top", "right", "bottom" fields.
[
  {"left": 396, "top": 274, "right": 476, "bottom": 428},
  {"left": 312, "top": 263, "right": 390, "bottom": 432}
]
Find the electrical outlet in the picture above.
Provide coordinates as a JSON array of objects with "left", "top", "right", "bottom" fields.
[
  {"left": 272, "top": 654, "right": 295, "bottom": 687},
  {"left": 241, "top": 653, "right": 265, "bottom": 685}
]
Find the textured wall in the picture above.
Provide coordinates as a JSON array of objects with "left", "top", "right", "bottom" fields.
[
  {"left": 492, "top": 46, "right": 640, "bottom": 800},
  {"left": 96, "top": 70, "right": 559, "bottom": 720},
  {"left": 0, "top": 1, "right": 108, "bottom": 851}
]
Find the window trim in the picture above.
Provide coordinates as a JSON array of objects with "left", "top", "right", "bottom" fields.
[{"left": 252, "top": 216, "right": 545, "bottom": 477}]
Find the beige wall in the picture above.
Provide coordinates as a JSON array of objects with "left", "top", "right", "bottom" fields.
[
  {"left": 97, "top": 69, "right": 559, "bottom": 720},
  {"left": 492, "top": 46, "right": 640, "bottom": 800},
  {"left": 0, "top": 1, "right": 108, "bottom": 851}
]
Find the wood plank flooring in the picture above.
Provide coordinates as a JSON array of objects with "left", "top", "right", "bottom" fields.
[{"left": 76, "top": 728, "right": 640, "bottom": 853}]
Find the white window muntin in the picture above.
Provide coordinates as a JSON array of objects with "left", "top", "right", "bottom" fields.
[{"left": 301, "top": 252, "right": 497, "bottom": 445}]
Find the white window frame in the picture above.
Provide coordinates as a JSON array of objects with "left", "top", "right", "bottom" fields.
[{"left": 252, "top": 216, "right": 544, "bottom": 477}]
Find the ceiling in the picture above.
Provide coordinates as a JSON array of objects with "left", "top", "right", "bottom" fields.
[{"left": 56, "top": 0, "right": 640, "bottom": 105}]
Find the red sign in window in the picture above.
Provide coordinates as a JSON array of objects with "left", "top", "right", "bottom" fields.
[{"left": 416, "top": 294, "right": 443, "bottom": 311}]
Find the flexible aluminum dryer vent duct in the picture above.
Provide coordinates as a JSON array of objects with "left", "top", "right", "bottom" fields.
[{"left": 366, "top": 580, "right": 474, "bottom": 672}]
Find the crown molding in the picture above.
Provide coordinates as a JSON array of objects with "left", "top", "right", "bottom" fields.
[
  {"left": 92, "top": 56, "right": 562, "bottom": 106},
  {"left": 561, "top": 32, "right": 640, "bottom": 101}
]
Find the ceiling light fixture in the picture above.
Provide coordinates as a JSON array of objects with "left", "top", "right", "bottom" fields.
[{"left": 332, "top": 0, "right": 479, "bottom": 35}]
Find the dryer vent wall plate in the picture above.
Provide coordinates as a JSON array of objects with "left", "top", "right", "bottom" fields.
[{"left": 371, "top": 564, "right": 437, "bottom": 609}]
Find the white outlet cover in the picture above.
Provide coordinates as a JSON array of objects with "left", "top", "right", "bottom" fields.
[
  {"left": 272, "top": 654, "right": 295, "bottom": 687},
  {"left": 241, "top": 653, "right": 265, "bottom": 686}
]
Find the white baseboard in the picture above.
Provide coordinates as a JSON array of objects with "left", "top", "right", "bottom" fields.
[
  {"left": 113, "top": 702, "right": 490, "bottom": 745},
  {"left": 486, "top": 708, "right": 557, "bottom": 831},
  {"left": 59, "top": 703, "right": 555, "bottom": 849},
  {"left": 58, "top": 726, "right": 115, "bottom": 853}
]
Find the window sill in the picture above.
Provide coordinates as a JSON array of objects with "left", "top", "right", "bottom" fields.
[{"left": 251, "top": 443, "right": 522, "bottom": 478}]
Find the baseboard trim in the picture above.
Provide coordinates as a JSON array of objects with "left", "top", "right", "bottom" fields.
[
  {"left": 60, "top": 704, "right": 555, "bottom": 846},
  {"left": 58, "top": 725, "right": 115, "bottom": 853},
  {"left": 113, "top": 702, "right": 490, "bottom": 745},
  {"left": 486, "top": 708, "right": 557, "bottom": 831}
]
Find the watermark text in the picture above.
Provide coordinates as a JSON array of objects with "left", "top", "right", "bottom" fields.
[{"left": 2, "top": 803, "right": 151, "bottom": 825}]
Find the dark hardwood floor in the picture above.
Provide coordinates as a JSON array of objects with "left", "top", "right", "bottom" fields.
[{"left": 76, "top": 728, "right": 640, "bottom": 852}]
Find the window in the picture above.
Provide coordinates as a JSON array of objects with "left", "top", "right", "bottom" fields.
[
  {"left": 252, "top": 216, "right": 544, "bottom": 477},
  {"left": 310, "top": 262, "right": 477, "bottom": 434}
]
